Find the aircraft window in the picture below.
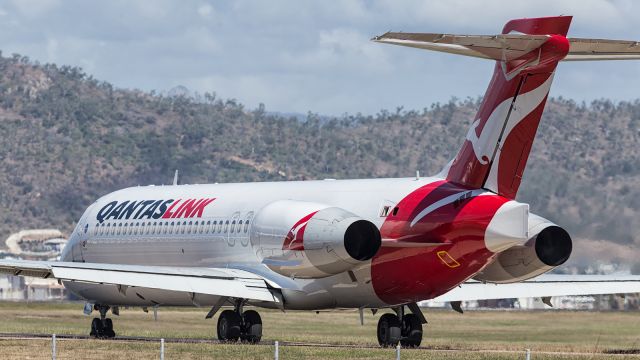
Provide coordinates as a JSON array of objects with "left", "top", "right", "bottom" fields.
[
  {"left": 224, "top": 220, "right": 229, "bottom": 233},
  {"left": 150, "top": 222, "right": 155, "bottom": 234},
  {"left": 217, "top": 221, "right": 222, "bottom": 233},
  {"left": 169, "top": 222, "right": 174, "bottom": 234},
  {"left": 244, "top": 220, "right": 250, "bottom": 233},
  {"left": 238, "top": 220, "right": 243, "bottom": 233},
  {"left": 201, "top": 221, "right": 206, "bottom": 234},
  {"left": 118, "top": 223, "right": 122, "bottom": 235},
  {"left": 164, "top": 222, "right": 168, "bottom": 234},
  {"left": 392, "top": 207, "right": 399, "bottom": 216},
  {"left": 124, "top": 223, "right": 129, "bottom": 235},
  {"left": 182, "top": 221, "right": 187, "bottom": 234},
  {"left": 230, "top": 220, "right": 236, "bottom": 233},
  {"left": 188, "top": 221, "right": 193, "bottom": 233},
  {"left": 206, "top": 221, "right": 211, "bottom": 233},
  {"left": 140, "top": 222, "right": 145, "bottom": 235}
]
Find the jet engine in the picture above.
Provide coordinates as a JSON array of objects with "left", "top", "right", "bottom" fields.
[
  {"left": 474, "top": 213, "right": 572, "bottom": 283},
  {"left": 250, "top": 200, "right": 381, "bottom": 279}
]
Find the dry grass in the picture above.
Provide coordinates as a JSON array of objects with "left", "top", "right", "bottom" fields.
[{"left": 0, "top": 302, "right": 639, "bottom": 359}]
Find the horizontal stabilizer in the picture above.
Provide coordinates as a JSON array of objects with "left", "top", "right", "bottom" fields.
[
  {"left": 372, "top": 32, "right": 640, "bottom": 61},
  {"left": 565, "top": 38, "right": 640, "bottom": 60}
]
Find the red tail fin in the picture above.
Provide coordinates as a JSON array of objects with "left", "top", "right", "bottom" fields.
[{"left": 445, "top": 16, "right": 572, "bottom": 198}]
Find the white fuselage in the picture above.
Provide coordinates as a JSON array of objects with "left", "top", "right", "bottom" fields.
[{"left": 61, "top": 177, "right": 437, "bottom": 310}]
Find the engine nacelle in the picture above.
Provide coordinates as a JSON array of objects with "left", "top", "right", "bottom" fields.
[
  {"left": 250, "top": 200, "right": 381, "bottom": 279},
  {"left": 474, "top": 213, "right": 572, "bottom": 283}
]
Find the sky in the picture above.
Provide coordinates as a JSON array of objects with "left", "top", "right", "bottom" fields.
[{"left": 0, "top": 0, "right": 638, "bottom": 116}]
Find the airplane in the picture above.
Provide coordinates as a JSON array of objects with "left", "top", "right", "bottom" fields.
[{"left": 2, "top": 15, "right": 640, "bottom": 348}]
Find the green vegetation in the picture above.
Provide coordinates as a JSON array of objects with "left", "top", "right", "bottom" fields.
[
  {"left": 0, "top": 302, "right": 639, "bottom": 359},
  {"left": 0, "top": 53, "right": 639, "bottom": 249}
]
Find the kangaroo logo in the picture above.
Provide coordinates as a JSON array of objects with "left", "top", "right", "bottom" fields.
[
  {"left": 465, "top": 96, "right": 514, "bottom": 166},
  {"left": 466, "top": 119, "right": 490, "bottom": 165}
]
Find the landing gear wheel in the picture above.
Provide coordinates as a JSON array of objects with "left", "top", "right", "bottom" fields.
[
  {"left": 377, "top": 313, "right": 401, "bottom": 347},
  {"left": 240, "top": 310, "right": 262, "bottom": 343},
  {"left": 217, "top": 310, "right": 242, "bottom": 342},
  {"left": 103, "top": 318, "right": 116, "bottom": 338},
  {"left": 400, "top": 313, "right": 422, "bottom": 348},
  {"left": 90, "top": 318, "right": 103, "bottom": 338}
]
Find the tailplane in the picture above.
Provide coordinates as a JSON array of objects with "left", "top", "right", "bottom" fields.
[{"left": 374, "top": 16, "right": 640, "bottom": 199}]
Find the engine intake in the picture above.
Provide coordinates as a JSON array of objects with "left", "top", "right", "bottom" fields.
[
  {"left": 251, "top": 200, "right": 381, "bottom": 279},
  {"left": 474, "top": 214, "right": 572, "bottom": 283},
  {"left": 534, "top": 225, "right": 572, "bottom": 266}
]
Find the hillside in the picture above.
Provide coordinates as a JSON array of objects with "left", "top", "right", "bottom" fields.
[{"left": 0, "top": 53, "right": 639, "bottom": 255}]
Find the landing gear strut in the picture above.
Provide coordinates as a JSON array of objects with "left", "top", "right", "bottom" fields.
[
  {"left": 376, "top": 305, "right": 423, "bottom": 347},
  {"left": 89, "top": 304, "right": 116, "bottom": 339},
  {"left": 216, "top": 300, "right": 262, "bottom": 343}
]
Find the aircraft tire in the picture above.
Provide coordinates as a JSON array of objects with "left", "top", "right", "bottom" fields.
[
  {"left": 400, "top": 313, "right": 422, "bottom": 348},
  {"left": 240, "top": 310, "right": 262, "bottom": 343},
  {"left": 217, "top": 310, "right": 242, "bottom": 342},
  {"left": 90, "top": 318, "right": 102, "bottom": 338},
  {"left": 377, "top": 313, "right": 401, "bottom": 347},
  {"left": 104, "top": 318, "right": 116, "bottom": 338}
]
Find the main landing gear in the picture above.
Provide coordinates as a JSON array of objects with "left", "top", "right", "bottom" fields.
[
  {"left": 217, "top": 300, "right": 262, "bottom": 343},
  {"left": 89, "top": 304, "right": 116, "bottom": 339},
  {"left": 377, "top": 305, "right": 424, "bottom": 348}
]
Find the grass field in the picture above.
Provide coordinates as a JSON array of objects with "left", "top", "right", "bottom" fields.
[{"left": 0, "top": 302, "right": 639, "bottom": 359}]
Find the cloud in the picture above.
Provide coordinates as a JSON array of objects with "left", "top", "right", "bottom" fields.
[{"left": 0, "top": 0, "right": 638, "bottom": 115}]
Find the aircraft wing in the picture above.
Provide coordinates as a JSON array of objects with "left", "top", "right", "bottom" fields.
[
  {"left": 0, "top": 259, "right": 282, "bottom": 303},
  {"left": 432, "top": 274, "right": 640, "bottom": 302}
]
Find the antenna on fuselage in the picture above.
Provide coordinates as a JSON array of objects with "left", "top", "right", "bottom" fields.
[{"left": 173, "top": 169, "right": 179, "bottom": 186}]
